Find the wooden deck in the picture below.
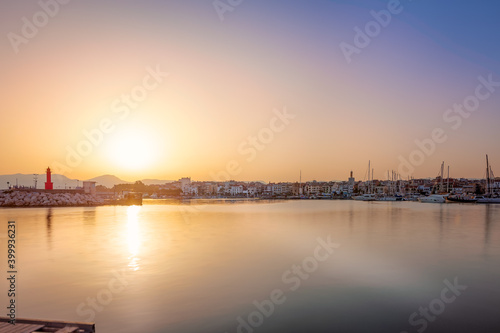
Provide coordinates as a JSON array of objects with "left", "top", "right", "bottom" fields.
[{"left": 0, "top": 318, "right": 95, "bottom": 333}]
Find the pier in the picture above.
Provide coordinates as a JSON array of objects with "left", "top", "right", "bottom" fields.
[{"left": 0, "top": 317, "right": 95, "bottom": 332}]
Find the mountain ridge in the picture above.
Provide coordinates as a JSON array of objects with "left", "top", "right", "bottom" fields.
[{"left": 0, "top": 174, "right": 174, "bottom": 189}]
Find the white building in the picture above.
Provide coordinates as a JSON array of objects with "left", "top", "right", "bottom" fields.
[
  {"left": 83, "top": 181, "right": 96, "bottom": 195},
  {"left": 230, "top": 185, "right": 243, "bottom": 196},
  {"left": 247, "top": 186, "right": 258, "bottom": 196},
  {"left": 179, "top": 177, "right": 191, "bottom": 193},
  {"left": 272, "top": 183, "right": 282, "bottom": 195},
  {"left": 183, "top": 184, "right": 198, "bottom": 196}
]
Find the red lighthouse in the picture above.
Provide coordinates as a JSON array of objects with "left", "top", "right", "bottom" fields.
[{"left": 45, "top": 167, "right": 53, "bottom": 190}]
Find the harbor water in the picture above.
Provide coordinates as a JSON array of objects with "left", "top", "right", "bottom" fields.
[{"left": 1, "top": 200, "right": 499, "bottom": 332}]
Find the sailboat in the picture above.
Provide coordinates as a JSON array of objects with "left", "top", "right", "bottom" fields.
[
  {"left": 419, "top": 194, "right": 447, "bottom": 203},
  {"left": 447, "top": 193, "right": 477, "bottom": 203},
  {"left": 353, "top": 161, "right": 376, "bottom": 201},
  {"left": 446, "top": 165, "right": 477, "bottom": 203},
  {"left": 376, "top": 170, "right": 402, "bottom": 201},
  {"left": 477, "top": 155, "right": 500, "bottom": 204},
  {"left": 419, "top": 162, "right": 448, "bottom": 203}
]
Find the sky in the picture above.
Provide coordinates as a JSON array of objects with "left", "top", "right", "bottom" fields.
[{"left": 1, "top": 0, "right": 500, "bottom": 182}]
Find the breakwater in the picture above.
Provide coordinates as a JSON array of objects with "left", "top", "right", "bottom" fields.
[{"left": 0, "top": 190, "right": 104, "bottom": 207}]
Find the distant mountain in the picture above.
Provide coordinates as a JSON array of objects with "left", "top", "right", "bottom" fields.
[
  {"left": 86, "top": 176, "right": 173, "bottom": 187},
  {"left": 87, "top": 175, "right": 132, "bottom": 188},
  {"left": 140, "top": 179, "right": 174, "bottom": 185},
  {"left": 0, "top": 173, "right": 78, "bottom": 190},
  {"left": 0, "top": 173, "right": 173, "bottom": 189}
]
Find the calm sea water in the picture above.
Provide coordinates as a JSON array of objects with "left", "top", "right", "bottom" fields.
[{"left": 1, "top": 200, "right": 499, "bottom": 333}]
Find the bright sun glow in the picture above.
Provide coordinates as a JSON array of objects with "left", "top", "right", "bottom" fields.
[{"left": 106, "top": 128, "right": 159, "bottom": 171}]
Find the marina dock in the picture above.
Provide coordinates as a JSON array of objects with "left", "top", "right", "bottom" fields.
[{"left": 0, "top": 318, "right": 95, "bottom": 333}]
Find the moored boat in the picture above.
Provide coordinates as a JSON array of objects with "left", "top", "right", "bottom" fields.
[
  {"left": 419, "top": 162, "right": 449, "bottom": 203},
  {"left": 477, "top": 195, "right": 500, "bottom": 204},
  {"left": 477, "top": 194, "right": 500, "bottom": 203},
  {"left": 478, "top": 154, "right": 500, "bottom": 203},
  {"left": 447, "top": 194, "right": 477, "bottom": 203},
  {"left": 353, "top": 160, "right": 376, "bottom": 201},
  {"left": 375, "top": 195, "right": 397, "bottom": 201},
  {"left": 353, "top": 193, "right": 376, "bottom": 201},
  {"left": 418, "top": 194, "right": 447, "bottom": 203}
]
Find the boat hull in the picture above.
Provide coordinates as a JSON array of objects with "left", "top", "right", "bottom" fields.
[
  {"left": 353, "top": 194, "right": 376, "bottom": 201},
  {"left": 418, "top": 195, "right": 446, "bottom": 203},
  {"left": 376, "top": 196, "right": 397, "bottom": 201},
  {"left": 477, "top": 197, "right": 500, "bottom": 204},
  {"left": 447, "top": 198, "right": 477, "bottom": 203}
]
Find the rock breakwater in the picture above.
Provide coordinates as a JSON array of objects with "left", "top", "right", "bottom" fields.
[{"left": 0, "top": 191, "right": 104, "bottom": 207}]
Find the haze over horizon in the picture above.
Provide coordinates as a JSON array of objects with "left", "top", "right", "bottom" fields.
[{"left": 2, "top": 0, "right": 500, "bottom": 182}]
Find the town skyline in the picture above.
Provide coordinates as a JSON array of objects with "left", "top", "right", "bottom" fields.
[{"left": 0, "top": 160, "right": 496, "bottom": 191}]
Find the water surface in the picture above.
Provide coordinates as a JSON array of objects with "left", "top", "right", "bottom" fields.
[{"left": 1, "top": 200, "right": 499, "bottom": 332}]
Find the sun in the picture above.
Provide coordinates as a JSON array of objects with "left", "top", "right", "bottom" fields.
[{"left": 106, "top": 128, "right": 159, "bottom": 171}]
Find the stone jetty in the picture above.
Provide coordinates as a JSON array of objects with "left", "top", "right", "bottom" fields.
[{"left": 0, "top": 190, "right": 104, "bottom": 207}]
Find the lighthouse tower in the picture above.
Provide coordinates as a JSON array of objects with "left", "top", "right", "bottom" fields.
[
  {"left": 45, "top": 167, "right": 53, "bottom": 190},
  {"left": 348, "top": 171, "right": 355, "bottom": 185}
]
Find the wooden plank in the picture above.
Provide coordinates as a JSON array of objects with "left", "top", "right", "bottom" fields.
[
  {"left": 54, "top": 327, "right": 79, "bottom": 333},
  {"left": 0, "top": 318, "right": 94, "bottom": 333},
  {"left": 0, "top": 322, "right": 44, "bottom": 333}
]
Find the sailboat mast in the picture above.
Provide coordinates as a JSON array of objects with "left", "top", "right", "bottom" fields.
[
  {"left": 372, "top": 168, "right": 374, "bottom": 194},
  {"left": 299, "top": 170, "right": 302, "bottom": 195},
  {"left": 490, "top": 166, "right": 494, "bottom": 194},
  {"left": 447, "top": 166, "right": 450, "bottom": 193},
  {"left": 368, "top": 160, "right": 371, "bottom": 194},
  {"left": 440, "top": 161, "right": 444, "bottom": 192},
  {"left": 486, "top": 155, "right": 490, "bottom": 195}
]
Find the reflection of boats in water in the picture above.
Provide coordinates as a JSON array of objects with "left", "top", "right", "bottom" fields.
[
  {"left": 447, "top": 194, "right": 477, "bottom": 203},
  {"left": 111, "top": 192, "right": 143, "bottom": 206}
]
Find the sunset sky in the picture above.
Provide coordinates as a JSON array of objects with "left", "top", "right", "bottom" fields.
[{"left": 1, "top": 0, "right": 500, "bottom": 182}]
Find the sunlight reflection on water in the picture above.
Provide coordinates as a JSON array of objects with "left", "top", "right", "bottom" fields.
[{"left": 127, "top": 205, "right": 141, "bottom": 271}]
